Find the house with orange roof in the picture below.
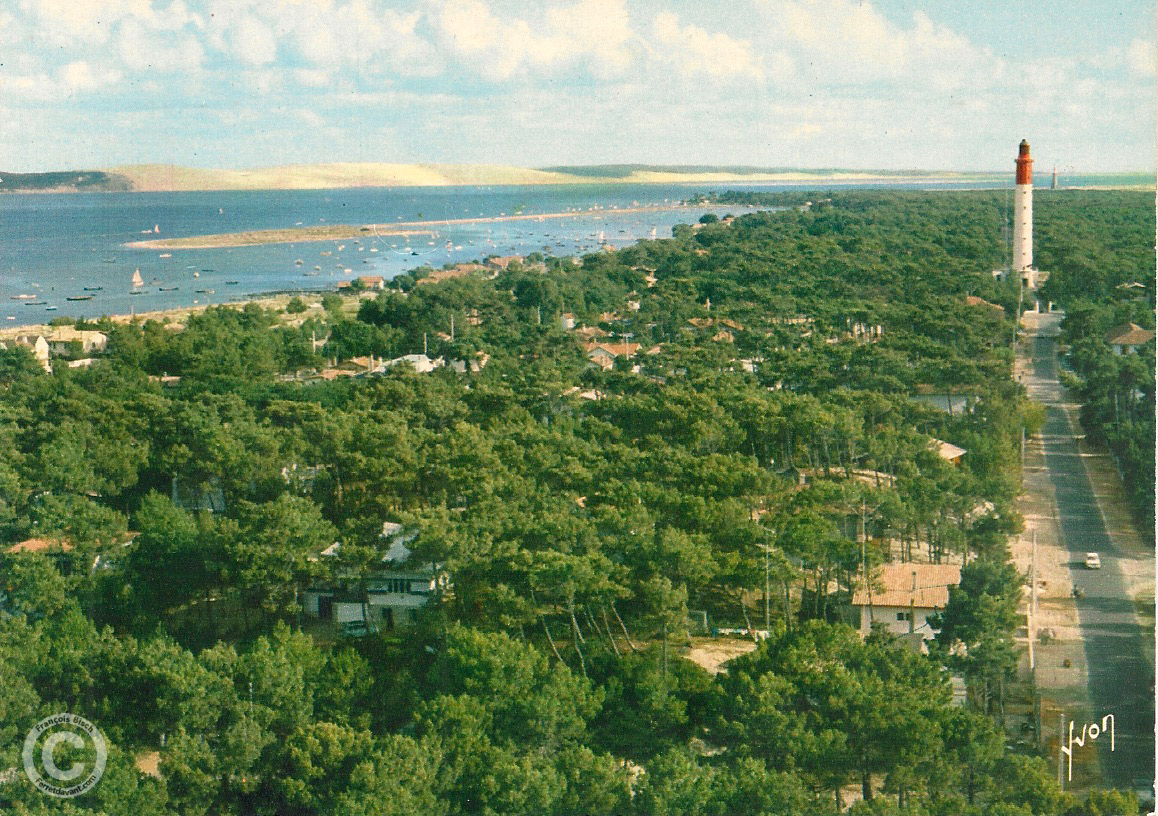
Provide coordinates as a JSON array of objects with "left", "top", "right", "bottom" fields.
[{"left": 851, "top": 562, "right": 962, "bottom": 639}]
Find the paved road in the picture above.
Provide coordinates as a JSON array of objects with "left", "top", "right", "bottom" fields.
[{"left": 1025, "top": 319, "right": 1154, "bottom": 791}]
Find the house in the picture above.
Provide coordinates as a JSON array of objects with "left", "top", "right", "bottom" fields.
[
  {"left": 0, "top": 334, "right": 51, "bottom": 372},
  {"left": 1105, "top": 323, "right": 1155, "bottom": 355},
  {"left": 448, "top": 351, "right": 490, "bottom": 374},
  {"left": 930, "top": 438, "right": 966, "bottom": 465},
  {"left": 486, "top": 255, "right": 523, "bottom": 270},
  {"left": 851, "top": 562, "right": 962, "bottom": 640},
  {"left": 6, "top": 538, "right": 77, "bottom": 574},
  {"left": 304, "top": 522, "right": 446, "bottom": 630},
  {"left": 46, "top": 328, "right": 107, "bottom": 354},
  {"left": 583, "top": 341, "right": 640, "bottom": 371},
  {"left": 561, "top": 312, "right": 577, "bottom": 330},
  {"left": 377, "top": 354, "right": 443, "bottom": 374},
  {"left": 357, "top": 275, "right": 385, "bottom": 290},
  {"left": 574, "top": 325, "right": 610, "bottom": 340}
]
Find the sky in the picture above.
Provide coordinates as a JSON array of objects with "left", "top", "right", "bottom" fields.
[{"left": 1, "top": 0, "right": 1154, "bottom": 173}]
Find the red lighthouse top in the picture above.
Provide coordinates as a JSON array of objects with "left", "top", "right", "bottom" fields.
[{"left": 1015, "top": 139, "right": 1033, "bottom": 185}]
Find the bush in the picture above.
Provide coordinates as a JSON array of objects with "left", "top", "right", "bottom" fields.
[{"left": 286, "top": 296, "right": 308, "bottom": 314}]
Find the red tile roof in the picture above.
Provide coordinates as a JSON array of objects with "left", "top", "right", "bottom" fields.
[
  {"left": 851, "top": 562, "right": 961, "bottom": 609},
  {"left": 1106, "top": 323, "right": 1155, "bottom": 346}
]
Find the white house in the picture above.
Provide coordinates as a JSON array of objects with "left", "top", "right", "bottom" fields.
[
  {"left": 304, "top": 522, "right": 446, "bottom": 630},
  {"left": 46, "top": 328, "right": 107, "bottom": 354},
  {"left": 851, "top": 562, "right": 962, "bottom": 640},
  {"left": 376, "top": 354, "right": 444, "bottom": 374},
  {"left": 1105, "top": 323, "right": 1155, "bottom": 355},
  {"left": 0, "top": 334, "right": 51, "bottom": 372}
]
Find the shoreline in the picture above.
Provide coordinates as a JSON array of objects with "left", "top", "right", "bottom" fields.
[
  {"left": 0, "top": 290, "right": 336, "bottom": 335},
  {"left": 124, "top": 203, "right": 699, "bottom": 250}
]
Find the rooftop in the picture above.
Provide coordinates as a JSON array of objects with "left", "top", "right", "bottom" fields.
[
  {"left": 1105, "top": 323, "right": 1155, "bottom": 346},
  {"left": 851, "top": 562, "right": 962, "bottom": 609}
]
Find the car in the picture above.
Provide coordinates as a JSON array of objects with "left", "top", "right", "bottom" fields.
[
  {"left": 1084, "top": 552, "right": 1101, "bottom": 569},
  {"left": 341, "top": 620, "right": 372, "bottom": 638}
]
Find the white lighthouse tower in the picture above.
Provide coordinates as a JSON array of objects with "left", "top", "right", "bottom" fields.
[{"left": 1012, "top": 139, "right": 1037, "bottom": 289}]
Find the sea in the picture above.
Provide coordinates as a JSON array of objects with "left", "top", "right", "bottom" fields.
[{"left": 0, "top": 176, "right": 1147, "bottom": 326}]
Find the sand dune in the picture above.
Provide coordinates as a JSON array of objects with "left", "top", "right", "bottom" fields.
[
  {"left": 105, "top": 163, "right": 1003, "bottom": 192},
  {"left": 111, "top": 163, "right": 591, "bottom": 191}
]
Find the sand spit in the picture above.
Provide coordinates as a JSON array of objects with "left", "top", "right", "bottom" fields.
[{"left": 125, "top": 203, "right": 696, "bottom": 250}]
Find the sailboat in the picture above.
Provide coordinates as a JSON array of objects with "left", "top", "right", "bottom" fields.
[{"left": 132, "top": 268, "right": 144, "bottom": 287}]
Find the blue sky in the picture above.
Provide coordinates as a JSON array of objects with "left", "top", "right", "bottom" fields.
[{"left": 1, "top": 0, "right": 1154, "bottom": 172}]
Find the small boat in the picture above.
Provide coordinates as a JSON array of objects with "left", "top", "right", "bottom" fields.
[
  {"left": 66, "top": 295, "right": 94, "bottom": 301},
  {"left": 295, "top": 259, "right": 304, "bottom": 266},
  {"left": 193, "top": 271, "right": 200, "bottom": 278},
  {"left": 159, "top": 253, "right": 172, "bottom": 258},
  {"left": 82, "top": 286, "right": 103, "bottom": 291},
  {"left": 24, "top": 301, "right": 47, "bottom": 306},
  {"left": 195, "top": 288, "right": 215, "bottom": 294},
  {"left": 45, "top": 306, "right": 57, "bottom": 311},
  {"left": 159, "top": 286, "right": 179, "bottom": 291},
  {"left": 102, "top": 259, "right": 116, "bottom": 263},
  {"left": 11, "top": 294, "right": 37, "bottom": 300},
  {"left": 313, "top": 265, "right": 321, "bottom": 271},
  {"left": 132, "top": 269, "right": 144, "bottom": 287},
  {"left": 225, "top": 280, "right": 239, "bottom": 285},
  {"left": 200, "top": 269, "right": 214, "bottom": 272},
  {"left": 130, "top": 291, "right": 144, "bottom": 296}
]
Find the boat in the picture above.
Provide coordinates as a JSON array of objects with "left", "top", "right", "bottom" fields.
[
  {"left": 295, "top": 259, "right": 304, "bottom": 266},
  {"left": 101, "top": 258, "right": 116, "bottom": 263},
  {"left": 24, "top": 301, "right": 47, "bottom": 306},
  {"left": 11, "top": 294, "right": 37, "bottom": 300},
  {"left": 193, "top": 271, "right": 200, "bottom": 278},
  {"left": 195, "top": 288, "right": 215, "bottom": 294},
  {"left": 200, "top": 269, "right": 214, "bottom": 272},
  {"left": 132, "top": 269, "right": 144, "bottom": 287},
  {"left": 130, "top": 291, "right": 144, "bottom": 296},
  {"left": 158, "top": 286, "right": 179, "bottom": 291},
  {"left": 45, "top": 306, "right": 57, "bottom": 311},
  {"left": 66, "top": 295, "right": 94, "bottom": 301},
  {"left": 159, "top": 253, "right": 172, "bottom": 258},
  {"left": 225, "top": 280, "right": 239, "bottom": 285},
  {"left": 82, "top": 286, "right": 103, "bottom": 291}
]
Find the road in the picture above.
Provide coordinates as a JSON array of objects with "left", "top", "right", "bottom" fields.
[{"left": 1021, "top": 313, "right": 1155, "bottom": 793}]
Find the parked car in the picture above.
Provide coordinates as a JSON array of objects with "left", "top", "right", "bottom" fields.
[
  {"left": 342, "top": 620, "right": 373, "bottom": 638},
  {"left": 1084, "top": 552, "right": 1101, "bottom": 569}
]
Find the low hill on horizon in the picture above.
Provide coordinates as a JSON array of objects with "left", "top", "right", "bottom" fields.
[{"left": 10, "top": 162, "right": 1143, "bottom": 193}]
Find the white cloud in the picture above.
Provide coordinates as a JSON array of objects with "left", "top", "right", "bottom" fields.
[
  {"left": 231, "top": 15, "right": 278, "bottom": 65},
  {"left": 653, "top": 11, "right": 768, "bottom": 81},
  {"left": 117, "top": 18, "right": 204, "bottom": 71},
  {"left": 1127, "top": 38, "right": 1156, "bottom": 77}
]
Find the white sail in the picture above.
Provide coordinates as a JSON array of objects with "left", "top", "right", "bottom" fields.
[{"left": 132, "top": 268, "right": 144, "bottom": 287}]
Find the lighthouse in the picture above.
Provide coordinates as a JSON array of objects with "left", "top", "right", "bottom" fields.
[{"left": 1012, "top": 139, "right": 1036, "bottom": 288}]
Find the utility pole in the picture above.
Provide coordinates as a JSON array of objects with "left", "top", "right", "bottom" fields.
[
  {"left": 1031, "top": 527, "right": 1042, "bottom": 748},
  {"left": 1057, "top": 712, "right": 1066, "bottom": 788},
  {"left": 764, "top": 543, "right": 771, "bottom": 633}
]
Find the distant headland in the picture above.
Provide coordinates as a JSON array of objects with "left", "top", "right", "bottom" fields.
[{"left": 0, "top": 163, "right": 1013, "bottom": 194}]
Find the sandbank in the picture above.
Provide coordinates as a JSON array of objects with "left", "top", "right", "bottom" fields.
[{"left": 125, "top": 203, "right": 696, "bottom": 250}]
